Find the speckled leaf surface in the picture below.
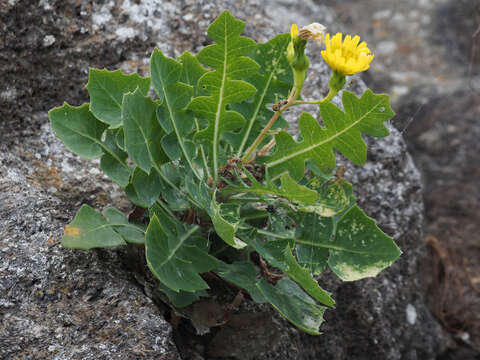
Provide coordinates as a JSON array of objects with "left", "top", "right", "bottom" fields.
[
  {"left": 327, "top": 205, "right": 402, "bottom": 281},
  {"left": 295, "top": 206, "right": 401, "bottom": 281},
  {"left": 257, "top": 278, "right": 326, "bottom": 335},
  {"left": 244, "top": 234, "right": 334, "bottom": 307}
]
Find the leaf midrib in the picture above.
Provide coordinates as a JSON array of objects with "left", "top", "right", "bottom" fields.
[
  {"left": 161, "top": 83, "right": 201, "bottom": 180},
  {"left": 213, "top": 20, "right": 228, "bottom": 181},
  {"left": 236, "top": 70, "right": 275, "bottom": 156},
  {"left": 95, "top": 80, "right": 122, "bottom": 109},
  {"left": 266, "top": 98, "right": 384, "bottom": 168},
  {"left": 158, "top": 225, "right": 199, "bottom": 268},
  {"left": 63, "top": 122, "right": 130, "bottom": 172},
  {"left": 257, "top": 229, "right": 392, "bottom": 256}
]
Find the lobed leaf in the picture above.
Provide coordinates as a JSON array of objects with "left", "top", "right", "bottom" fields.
[
  {"left": 233, "top": 33, "right": 293, "bottom": 155},
  {"left": 263, "top": 90, "right": 394, "bottom": 180},
  {"left": 178, "top": 52, "right": 212, "bottom": 178},
  {"left": 145, "top": 215, "right": 219, "bottom": 292},
  {"left": 187, "top": 10, "right": 259, "bottom": 180},
  {"left": 186, "top": 177, "right": 246, "bottom": 249},
  {"left": 130, "top": 167, "right": 163, "bottom": 207},
  {"left": 150, "top": 49, "right": 202, "bottom": 179},
  {"left": 223, "top": 171, "right": 318, "bottom": 204},
  {"left": 122, "top": 88, "right": 169, "bottom": 172},
  {"left": 296, "top": 178, "right": 353, "bottom": 217},
  {"left": 86, "top": 68, "right": 150, "bottom": 128},
  {"left": 100, "top": 129, "right": 131, "bottom": 187},
  {"left": 49, "top": 103, "right": 132, "bottom": 186},
  {"left": 49, "top": 103, "right": 107, "bottom": 159}
]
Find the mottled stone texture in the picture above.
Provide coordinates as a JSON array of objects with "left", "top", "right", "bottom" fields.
[{"left": 1, "top": 0, "right": 447, "bottom": 359}]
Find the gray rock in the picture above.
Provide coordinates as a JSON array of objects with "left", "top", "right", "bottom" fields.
[{"left": 0, "top": 0, "right": 447, "bottom": 359}]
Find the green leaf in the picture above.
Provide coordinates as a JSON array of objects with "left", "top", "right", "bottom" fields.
[
  {"left": 296, "top": 177, "right": 352, "bottom": 217},
  {"left": 49, "top": 103, "right": 107, "bottom": 159},
  {"left": 115, "top": 127, "right": 126, "bottom": 151},
  {"left": 157, "top": 163, "right": 191, "bottom": 211},
  {"left": 328, "top": 205, "right": 402, "bottom": 281},
  {"left": 49, "top": 104, "right": 132, "bottom": 186},
  {"left": 263, "top": 90, "right": 394, "bottom": 180},
  {"left": 294, "top": 214, "right": 332, "bottom": 275},
  {"left": 186, "top": 177, "right": 246, "bottom": 249},
  {"left": 216, "top": 261, "right": 266, "bottom": 303},
  {"left": 157, "top": 283, "right": 208, "bottom": 308},
  {"left": 150, "top": 49, "right": 202, "bottom": 180},
  {"left": 100, "top": 129, "right": 131, "bottom": 187},
  {"left": 86, "top": 68, "right": 150, "bottom": 128},
  {"left": 102, "top": 207, "right": 145, "bottom": 245},
  {"left": 223, "top": 171, "right": 318, "bottom": 204},
  {"left": 179, "top": 51, "right": 212, "bottom": 179},
  {"left": 125, "top": 183, "right": 150, "bottom": 208},
  {"left": 122, "top": 88, "right": 169, "bottom": 172},
  {"left": 178, "top": 51, "right": 208, "bottom": 96},
  {"left": 257, "top": 278, "right": 326, "bottom": 335},
  {"left": 234, "top": 33, "right": 293, "bottom": 155},
  {"left": 145, "top": 215, "right": 219, "bottom": 292},
  {"left": 187, "top": 10, "right": 259, "bottom": 180},
  {"left": 62, "top": 204, "right": 127, "bottom": 250},
  {"left": 295, "top": 206, "right": 402, "bottom": 281},
  {"left": 243, "top": 234, "right": 335, "bottom": 307},
  {"left": 130, "top": 167, "right": 163, "bottom": 207}
]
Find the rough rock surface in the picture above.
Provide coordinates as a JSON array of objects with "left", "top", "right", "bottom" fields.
[
  {"left": 320, "top": 0, "right": 480, "bottom": 357},
  {"left": 1, "top": 0, "right": 447, "bottom": 359}
]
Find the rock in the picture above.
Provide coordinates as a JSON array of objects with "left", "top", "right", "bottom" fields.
[
  {"left": 395, "top": 90, "right": 480, "bottom": 358},
  {"left": 0, "top": 119, "right": 180, "bottom": 359},
  {"left": 0, "top": 0, "right": 448, "bottom": 359}
]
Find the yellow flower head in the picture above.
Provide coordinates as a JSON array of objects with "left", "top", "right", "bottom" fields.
[{"left": 321, "top": 33, "right": 374, "bottom": 76}]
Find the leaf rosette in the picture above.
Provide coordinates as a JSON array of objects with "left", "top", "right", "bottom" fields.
[{"left": 48, "top": 10, "right": 401, "bottom": 335}]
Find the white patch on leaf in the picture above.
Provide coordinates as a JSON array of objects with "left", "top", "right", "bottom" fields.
[{"left": 333, "top": 260, "right": 391, "bottom": 281}]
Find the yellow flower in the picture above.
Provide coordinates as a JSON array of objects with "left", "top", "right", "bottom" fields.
[{"left": 321, "top": 33, "right": 374, "bottom": 76}]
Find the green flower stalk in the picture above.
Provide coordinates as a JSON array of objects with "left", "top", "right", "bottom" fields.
[{"left": 286, "top": 24, "right": 309, "bottom": 97}]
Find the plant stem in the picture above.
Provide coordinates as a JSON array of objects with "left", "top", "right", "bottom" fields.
[
  {"left": 241, "top": 88, "right": 299, "bottom": 164},
  {"left": 294, "top": 87, "right": 338, "bottom": 105}
]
